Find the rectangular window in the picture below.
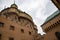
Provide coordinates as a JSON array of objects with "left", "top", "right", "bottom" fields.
[
  {"left": 10, "top": 26, "right": 14, "bottom": 30},
  {"left": 21, "top": 29, "right": 24, "bottom": 33},
  {"left": 18, "top": 17, "right": 20, "bottom": 22},
  {"left": 9, "top": 37, "right": 14, "bottom": 40},
  {"left": 29, "top": 31, "right": 31, "bottom": 35},
  {"left": 0, "top": 22, "right": 4, "bottom": 27}
]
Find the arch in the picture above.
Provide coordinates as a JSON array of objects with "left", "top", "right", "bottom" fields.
[{"left": 55, "top": 32, "right": 60, "bottom": 40}]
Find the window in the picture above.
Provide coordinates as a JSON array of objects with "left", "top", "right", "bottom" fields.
[
  {"left": 21, "top": 29, "right": 24, "bottom": 33},
  {"left": 29, "top": 31, "right": 31, "bottom": 35},
  {"left": 18, "top": 17, "right": 20, "bottom": 22},
  {"left": 51, "top": 25, "right": 53, "bottom": 29},
  {"left": 55, "top": 32, "right": 60, "bottom": 40},
  {"left": 0, "top": 34, "right": 2, "bottom": 40},
  {"left": 59, "top": 20, "right": 60, "bottom": 23},
  {"left": 53, "top": 24, "right": 55, "bottom": 27},
  {"left": 55, "top": 23, "right": 57, "bottom": 26},
  {"left": 46, "top": 27, "right": 49, "bottom": 31},
  {"left": 9, "top": 37, "right": 14, "bottom": 40},
  {"left": 6, "top": 14, "right": 9, "bottom": 18},
  {"left": 57, "top": 21, "right": 59, "bottom": 24},
  {"left": 0, "top": 22, "right": 4, "bottom": 27},
  {"left": 48, "top": 27, "right": 50, "bottom": 30},
  {"left": 10, "top": 26, "right": 14, "bottom": 30},
  {"left": 3, "top": 14, "right": 9, "bottom": 18}
]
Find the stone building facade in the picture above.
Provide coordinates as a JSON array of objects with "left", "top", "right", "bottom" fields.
[
  {"left": 41, "top": 0, "right": 60, "bottom": 40},
  {"left": 0, "top": 0, "right": 60, "bottom": 40},
  {"left": 41, "top": 10, "right": 60, "bottom": 40},
  {"left": 0, "top": 3, "right": 41, "bottom": 40}
]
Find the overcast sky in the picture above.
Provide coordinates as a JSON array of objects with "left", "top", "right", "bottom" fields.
[{"left": 0, "top": 0, "right": 58, "bottom": 35}]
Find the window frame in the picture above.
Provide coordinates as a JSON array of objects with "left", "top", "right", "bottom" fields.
[
  {"left": 9, "top": 37, "right": 14, "bottom": 40},
  {"left": 10, "top": 26, "right": 14, "bottom": 30},
  {"left": 21, "top": 29, "right": 24, "bottom": 33},
  {"left": 0, "top": 22, "right": 4, "bottom": 27}
]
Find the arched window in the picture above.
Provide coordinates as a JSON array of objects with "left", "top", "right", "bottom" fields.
[{"left": 55, "top": 32, "right": 60, "bottom": 40}]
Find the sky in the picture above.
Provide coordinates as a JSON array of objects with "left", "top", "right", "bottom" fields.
[{"left": 0, "top": 0, "right": 58, "bottom": 35}]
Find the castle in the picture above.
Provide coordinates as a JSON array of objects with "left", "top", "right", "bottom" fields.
[{"left": 0, "top": 0, "right": 60, "bottom": 40}]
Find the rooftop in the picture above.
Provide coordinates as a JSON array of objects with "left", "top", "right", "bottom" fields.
[
  {"left": 45, "top": 10, "right": 60, "bottom": 23},
  {"left": 41, "top": 10, "right": 60, "bottom": 26}
]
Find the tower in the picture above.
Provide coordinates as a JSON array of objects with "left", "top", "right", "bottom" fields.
[
  {"left": 0, "top": 3, "right": 38, "bottom": 40},
  {"left": 51, "top": 0, "right": 60, "bottom": 10}
]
